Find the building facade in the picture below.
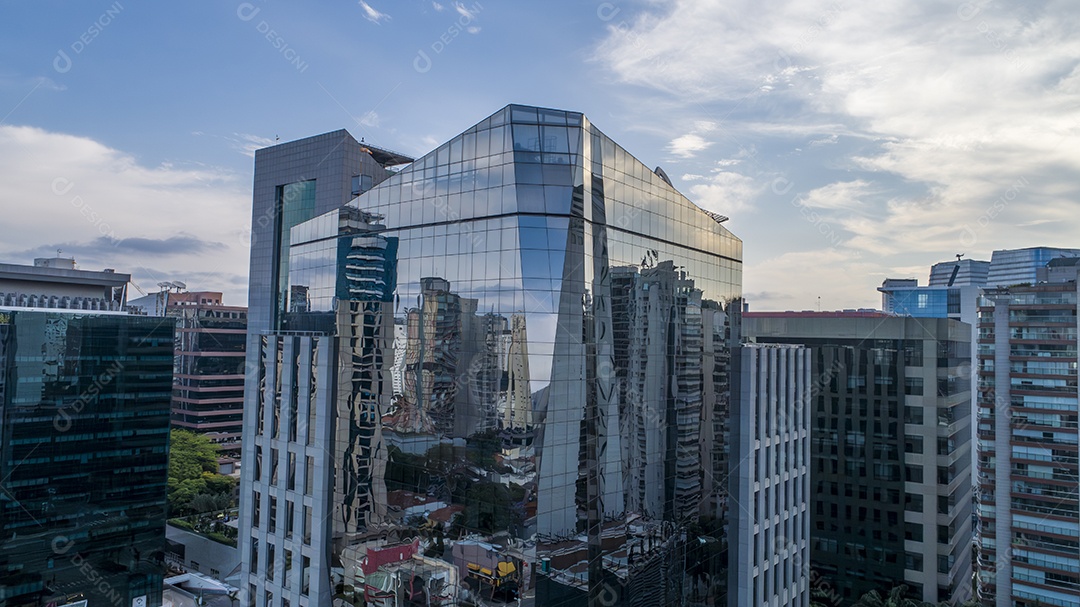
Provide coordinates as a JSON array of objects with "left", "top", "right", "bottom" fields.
[
  {"left": 728, "top": 344, "right": 811, "bottom": 607},
  {"left": 986, "top": 248, "right": 1080, "bottom": 288},
  {"left": 976, "top": 267, "right": 1080, "bottom": 607},
  {"left": 131, "top": 289, "right": 248, "bottom": 455},
  {"left": 0, "top": 260, "right": 173, "bottom": 607},
  {"left": 238, "top": 105, "right": 743, "bottom": 606},
  {"left": 745, "top": 313, "right": 973, "bottom": 606}
]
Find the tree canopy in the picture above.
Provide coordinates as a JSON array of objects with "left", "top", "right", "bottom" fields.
[{"left": 167, "top": 429, "right": 236, "bottom": 516}]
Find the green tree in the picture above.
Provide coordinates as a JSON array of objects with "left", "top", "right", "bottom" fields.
[
  {"left": 190, "top": 491, "right": 233, "bottom": 513},
  {"left": 169, "top": 429, "right": 220, "bottom": 482},
  {"left": 855, "top": 584, "right": 920, "bottom": 607},
  {"left": 463, "top": 482, "right": 515, "bottom": 533},
  {"left": 168, "top": 429, "right": 234, "bottom": 516}
]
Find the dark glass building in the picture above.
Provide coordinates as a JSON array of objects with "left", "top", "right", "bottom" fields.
[
  {"left": 745, "top": 312, "right": 973, "bottom": 606},
  {"left": 239, "top": 105, "right": 743, "bottom": 606},
  {"left": 0, "top": 310, "right": 174, "bottom": 607}
]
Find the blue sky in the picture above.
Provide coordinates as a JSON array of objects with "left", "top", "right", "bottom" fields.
[{"left": 2, "top": 0, "right": 1077, "bottom": 309}]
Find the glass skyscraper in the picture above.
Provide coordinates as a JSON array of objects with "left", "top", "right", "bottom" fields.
[
  {"left": 240, "top": 105, "right": 743, "bottom": 606},
  {"left": 0, "top": 310, "right": 174, "bottom": 607}
]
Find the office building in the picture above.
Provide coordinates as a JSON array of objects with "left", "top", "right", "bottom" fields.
[
  {"left": 986, "top": 247, "right": 1080, "bottom": 288},
  {"left": 130, "top": 288, "right": 248, "bottom": 455},
  {"left": 0, "top": 258, "right": 173, "bottom": 607},
  {"left": 238, "top": 104, "right": 743, "bottom": 606},
  {"left": 728, "top": 344, "right": 811, "bottom": 607},
  {"left": 745, "top": 312, "right": 973, "bottom": 606},
  {"left": 975, "top": 260, "right": 1080, "bottom": 607},
  {"left": 0, "top": 256, "right": 128, "bottom": 310},
  {"left": 880, "top": 258, "right": 987, "bottom": 485}
]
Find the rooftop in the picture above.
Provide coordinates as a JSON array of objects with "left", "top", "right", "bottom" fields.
[{"left": 743, "top": 310, "right": 890, "bottom": 319}]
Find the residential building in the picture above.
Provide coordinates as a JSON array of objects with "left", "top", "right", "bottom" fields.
[
  {"left": 0, "top": 259, "right": 173, "bottom": 607},
  {"left": 745, "top": 312, "right": 973, "bottom": 606},
  {"left": 975, "top": 260, "right": 1080, "bottom": 607},
  {"left": 728, "top": 344, "right": 811, "bottom": 607},
  {"left": 238, "top": 104, "right": 743, "bottom": 607}
]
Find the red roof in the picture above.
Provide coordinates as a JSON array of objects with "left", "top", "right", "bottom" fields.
[
  {"left": 361, "top": 539, "right": 419, "bottom": 575},
  {"left": 428, "top": 504, "right": 465, "bottom": 524}
]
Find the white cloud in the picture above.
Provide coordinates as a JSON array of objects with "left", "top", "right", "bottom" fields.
[
  {"left": 799, "top": 179, "right": 876, "bottom": 210},
  {"left": 667, "top": 133, "right": 712, "bottom": 158},
  {"left": 454, "top": 2, "right": 479, "bottom": 21},
  {"left": 358, "top": 1, "right": 390, "bottom": 24},
  {"left": 232, "top": 132, "right": 275, "bottom": 158},
  {"left": 0, "top": 74, "right": 66, "bottom": 92},
  {"left": 0, "top": 125, "right": 251, "bottom": 302},
  {"left": 359, "top": 110, "right": 381, "bottom": 128},
  {"left": 746, "top": 248, "right": 881, "bottom": 312},
  {"left": 432, "top": 1, "right": 445, "bottom": 11},
  {"left": 688, "top": 171, "right": 760, "bottom": 216},
  {"left": 597, "top": 0, "right": 1080, "bottom": 308}
]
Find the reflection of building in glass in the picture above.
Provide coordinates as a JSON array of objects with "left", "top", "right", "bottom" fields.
[
  {"left": 240, "top": 106, "right": 743, "bottom": 607},
  {"left": 504, "top": 313, "right": 532, "bottom": 430},
  {"left": 610, "top": 261, "right": 706, "bottom": 523},
  {"left": 240, "top": 131, "right": 410, "bottom": 607},
  {"left": 404, "top": 277, "right": 463, "bottom": 437},
  {"left": 0, "top": 259, "right": 173, "bottom": 607}
]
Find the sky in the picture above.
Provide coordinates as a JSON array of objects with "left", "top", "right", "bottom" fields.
[{"left": 1, "top": 0, "right": 1077, "bottom": 310}]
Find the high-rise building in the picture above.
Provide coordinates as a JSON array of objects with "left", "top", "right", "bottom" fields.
[
  {"left": 880, "top": 259, "right": 987, "bottom": 485},
  {"left": 130, "top": 289, "right": 248, "bottom": 455},
  {"left": 0, "top": 259, "right": 174, "bottom": 607},
  {"left": 745, "top": 312, "right": 973, "bottom": 606},
  {"left": 986, "top": 247, "right": 1080, "bottom": 287},
  {"left": 728, "top": 343, "right": 811, "bottom": 607},
  {"left": 928, "top": 258, "right": 991, "bottom": 287},
  {"left": 880, "top": 246, "right": 1080, "bottom": 602},
  {"left": 975, "top": 260, "right": 1080, "bottom": 607},
  {"left": 239, "top": 104, "right": 743, "bottom": 607}
]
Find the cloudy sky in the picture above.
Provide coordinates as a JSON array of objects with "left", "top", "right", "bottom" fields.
[{"left": 1, "top": 1, "right": 1076, "bottom": 309}]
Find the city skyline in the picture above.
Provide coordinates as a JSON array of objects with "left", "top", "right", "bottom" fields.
[{"left": 2, "top": 2, "right": 1078, "bottom": 312}]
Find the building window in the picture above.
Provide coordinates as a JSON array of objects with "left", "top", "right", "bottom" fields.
[
  {"left": 904, "top": 377, "right": 924, "bottom": 395},
  {"left": 252, "top": 491, "right": 261, "bottom": 528}
]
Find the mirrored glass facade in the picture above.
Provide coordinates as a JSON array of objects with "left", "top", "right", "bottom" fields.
[
  {"left": 241, "top": 105, "right": 742, "bottom": 606},
  {"left": 0, "top": 311, "right": 174, "bottom": 607}
]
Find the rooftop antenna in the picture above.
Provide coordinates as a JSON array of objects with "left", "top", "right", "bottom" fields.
[
  {"left": 817, "top": 296, "right": 821, "bottom": 312},
  {"left": 948, "top": 253, "right": 965, "bottom": 286}
]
